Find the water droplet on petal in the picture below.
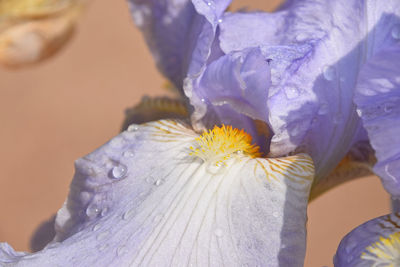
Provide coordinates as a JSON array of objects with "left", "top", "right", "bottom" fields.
[
  {"left": 206, "top": 162, "right": 226, "bottom": 174},
  {"left": 99, "top": 244, "right": 108, "bottom": 251},
  {"left": 391, "top": 24, "right": 400, "bottom": 40},
  {"left": 356, "top": 109, "right": 363, "bottom": 117},
  {"left": 154, "top": 179, "right": 165, "bottom": 186},
  {"left": 116, "top": 245, "right": 127, "bottom": 256},
  {"left": 92, "top": 224, "right": 100, "bottom": 231},
  {"left": 284, "top": 86, "right": 300, "bottom": 99},
  {"left": 122, "top": 208, "right": 136, "bottom": 220},
  {"left": 123, "top": 150, "right": 135, "bottom": 158},
  {"left": 384, "top": 103, "right": 394, "bottom": 113},
  {"left": 111, "top": 164, "right": 128, "bottom": 179},
  {"left": 97, "top": 231, "right": 109, "bottom": 241},
  {"left": 86, "top": 204, "right": 101, "bottom": 218},
  {"left": 318, "top": 102, "right": 329, "bottom": 115},
  {"left": 146, "top": 176, "right": 155, "bottom": 184},
  {"left": 295, "top": 33, "right": 308, "bottom": 42},
  {"left": 79, "top": 191, "right": 92, "bottom": 205},
  {"left": 101, "top": 207, "right": 109, "bottom": 217},
  {"left": 272, "top": 211, "right": 279, "bottom": 218},
  {"left": 214, "top": 228, "right": 223, "bottom": 237},
  {"left": 127, "top": 124, "right": 139, "bottom": 132},
  {"left": 218, "top": 18, "right": 223, "bottom": 23},
  {"left": 333, "top": 113, "right": 343, "bottom": 124},
  {"left": 323, "top": 65, "right": 336, "bottom": 81},
  {"left": 160, "top": 125, "right": 169, "bottom": 131},
  {"left": 110, "top": 138, "right": 123, "bottom": 147}
]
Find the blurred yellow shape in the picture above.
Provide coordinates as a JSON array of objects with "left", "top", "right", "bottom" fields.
[{"left": 0, "top": 0, "right": 85, "bottom": 68}]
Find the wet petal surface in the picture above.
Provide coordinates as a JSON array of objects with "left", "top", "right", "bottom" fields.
[{"left": 0, "top": 120, "right": 314, "bottom": 266}]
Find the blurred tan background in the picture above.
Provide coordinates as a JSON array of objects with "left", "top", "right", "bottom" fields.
[{"left": 0, "top": 0, "right": 389, "bottom": 266}]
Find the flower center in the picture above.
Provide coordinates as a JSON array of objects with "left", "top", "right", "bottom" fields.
[
  {"left": 190, "top": 125, "right": 261, "bottom": 164},
  {"left": 361, "top": 232, "right": 400, "bottom": 266}
]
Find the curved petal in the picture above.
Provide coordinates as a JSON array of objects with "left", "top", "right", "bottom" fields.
[
  {"left": 128, "top": 0, "right": 230, "bottom": 88},
  {"left": 334, "top": 213, "right": 400, "bottom": 267},
  {"left": 353, "top": 44, "right": 400, "bottom": 197},
  {"left": 191, "top": 47, "right": 271, "bottom": 148},
  {"left": 215, "top": 0, "right": 400, "bottom": 182},
  {"left": 0, "top": 120, "right": 314, "bottom": 266}
]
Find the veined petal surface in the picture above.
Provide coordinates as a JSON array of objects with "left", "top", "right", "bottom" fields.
[
  {"left": 354, "top": 44, "right": 400, "bottom": 197},
  {"left": 217, "top": 0, "right": 400, "bottom": 182},
  {"left": 0, "top": 120, "right": 314, "bottom": 266}
]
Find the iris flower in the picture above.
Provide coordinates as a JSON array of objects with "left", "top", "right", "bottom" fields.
[{"left": 1, "top": 0, "right": 400, "bottom": 266}]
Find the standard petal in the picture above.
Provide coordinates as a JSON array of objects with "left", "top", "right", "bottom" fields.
[
  {"left": 191, "top": 47, "right": 271, "bottom": 148},
  {"left": 216, "top": 0, "right": 400, "bottom": 183},
  {"left": 334, "top": 213, "right": 400, "bottom": 267},
  {"left": 353, "top": 44, "right": 400, "bottom": 197},
  {"left": 0, "top": 120, "right": 314, "bottom": 266},
  {"left": 128, "top": 0, "right": 230, "bottom": 88}
]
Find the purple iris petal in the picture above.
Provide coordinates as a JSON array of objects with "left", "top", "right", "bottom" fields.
[
  {"left": 193, "top": 47, "right": 271, "bottom": 146},
  {"left": 0, "top": 121, "right": 314, "bottom": 266},
  {"left": 354, "top": 44, "right": 400, "bottom": 197},
  {"left": 205, "top": 0, "right": 400, "bottom": 183},
  {"left": 334, "top": 213, "right": 400, "bottom": 267},
  {"left": 127, "top": 0, "right": 231, "bottom": 88}
]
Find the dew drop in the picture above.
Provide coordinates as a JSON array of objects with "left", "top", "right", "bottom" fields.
[
  {"left": 218, "top": 18, "right": 223, "bottom": 23},
  {"left": 207, "top": 1, "right": 212, "bottom": 6},
  {"left": 86, "top": 204, "right": 101, "bottom": 218},
  {"left": 116, "top": 245, "right": 127, "bottom": 256},
  {"left": 127, "top": 124, "right": 139, "bottom": 132},
  {"left": 356, "top": 109, "right": 363, "bottom": 117},
  {"left": 110, "top": 138, "right": 123, "bottom": 147},
  {"left": 323, "top": 65, "right": 336, "bottom": 81},
  {"left": 92, "top": 224, "right": 100, "bottom": 231},
  {"left": 146, "top": 176, "right": 155, "bottom": 184},
  {"left": 214, "top": 228, "right": 223, "bottom": 237},
  {"left": 101, "top": 207, "right": 109, "bottom": 217},
  {"left": 160, "top": 125, "right": 169, "bottom": 131},
  {"left": 391, "top": 24, "right": 400, "bottom": 40},
  {"left": 318, "top": 102, "right": 329, "bottom": 115},
  {"left": 123, "top": 150, "right": 135, "bottom": 158},
  {"left": 295, "top": 33, "right": 308, "bottom": 42},
  {"left": 122, "top": 208, "right": 136, "bottom": 220},
  {"left": 333, "top": 113, "right": 343, "bottom": 124},
  {"left": 272, "top": 211, "right": 279, "bottom": 218},
  {"left": 284, "top": 86, "right": 300, "bottom": 99},
  {"left": 99, "top": 244, "right": 108, "bottom": 251},
  {"left": 79, "top": 191, "right": 92, "bottom": 205},
  {"left": 97, "top": 231, "right": 109, "bottom": 241},
  {"left": 384, "top": 103, "right": 394, "bottom": 113},
  {"left": 154, "top": 179, "right": 165, "bottom": 186},
  {"left": 111, "top": 164, "right": 128, "bottom": 179}
]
